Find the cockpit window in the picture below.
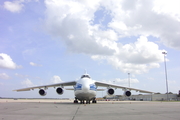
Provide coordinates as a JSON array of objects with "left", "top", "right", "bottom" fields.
[{"left": 81, "top": 74, "right": 90, "bottom": 79}]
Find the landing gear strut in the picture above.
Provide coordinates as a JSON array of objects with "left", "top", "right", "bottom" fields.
[
  {"left": 74, "top": 98, "right": 97, "bottom": 104},
  {"left": 74, "top": 98, "right": 78, "bottom": 103},
  {"left": 80, "top": 100, "right": 85, "bottom": 104},
  {"left": 92, "top": 98, "right": 97, "bottom": 103},
  {"left": 86, "top": 100, "right": 90, "bottom": 104},
  {"left": 80, "top": 100, "right": 91, "bottom": 104}
]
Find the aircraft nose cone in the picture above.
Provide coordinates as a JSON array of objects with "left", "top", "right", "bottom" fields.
[{"left": 82, "top": 84, "right": 89, "bottom": 92}]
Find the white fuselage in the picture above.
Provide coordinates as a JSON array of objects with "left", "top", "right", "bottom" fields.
[{"left": 74, "top": 77, "right": 96, "bottom": 101}]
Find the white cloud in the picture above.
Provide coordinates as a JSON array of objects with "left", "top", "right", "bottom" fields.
[
  {"left": 0, "top": 73, "right": 10, "bottom": 80},
  {"left": 153, "top": 0, "right": 180, "bottom": 22},
  {"left": 51, "top": 75, "right": 63, "bottom": 83},
  {"left": 43, "top": 0, "right": 179, "bottom": 73},
  {"left": 30, "top": 62, "right": 42, "bottom": 67},
  {"left": 92, "top": 36, "right": 164, "bottom": 74},
  {"left": 21, "top": 79, "right": 35, "bottom": 87},
  {"left": 0, "top": 53, "right": 22, "bottom": 69},
  {"left": 3, "top": 0, "right": 24, "bottom": 13},
  {"left": 44, "top": 0, "right": 114, "bottom": 55},
  {"left": 106, "top": 0, "right": 180, "bottom": 49}
]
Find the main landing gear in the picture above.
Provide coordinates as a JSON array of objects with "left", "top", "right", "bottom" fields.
[
  {"left": 74, "top": 98, "right": 97, "bottom": 104},
  {"left": 92, "top": 100, "right": 97, "bottom": 103},
  {"left": 92, "top": 98, "right": 97, "bottom": 103}
]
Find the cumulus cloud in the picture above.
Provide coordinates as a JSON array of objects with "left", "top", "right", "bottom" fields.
[
  {"left": 106, "top": 0, "right": 180, "bottom": 49},
  {"left": 153, "top": 0, "right": 180, "bottom": 22},
  {"left": 0, "top": 53, "right": 22, "bottom": 69},
  {"left": 51, "top": 75, "right": 63, "bottom": 83},
  {"left": 0, "top": 73, "right": 10, "bottom": 80},
  {"left": 43, "top": 0, "right": 179, "bottom": 73},
  {"left": 3, "top": 0, "right": 24, "bottom": 13},
  {"left": 92, "top": 36, "right": 164, "bottom": 74},
  {"left": 44, "top": 0, "right": 115, "bottom": 55},
  {"left": 21, "top": 79, "right": 35, "bottom": 87},
  {"left": 30, "top": 62, "right": 42, "bottom": 67}
]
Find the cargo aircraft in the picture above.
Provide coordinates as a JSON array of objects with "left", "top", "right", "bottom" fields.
[{"left": 14, "top": 72, "right": 153, "bottom": 104}]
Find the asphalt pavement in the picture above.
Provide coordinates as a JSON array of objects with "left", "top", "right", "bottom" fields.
[{"left": 0, "top": 100, "right": 180, "bottom": 120}]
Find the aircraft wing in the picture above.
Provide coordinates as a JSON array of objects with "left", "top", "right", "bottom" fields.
[
  {"left": 95, "top": 81, "right": 153, "bottom": 93},
  {"left": 13, "top": 81, "right": 77, "bottom": 92}
]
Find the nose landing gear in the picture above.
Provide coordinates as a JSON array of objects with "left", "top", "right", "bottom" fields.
[
  {"left": 80, "top": 100, "right": 85, "bottom": 104},
  {"left": 74, "top": 100, "right": 78, "bottom": 103},
  {"left": 74, "top": 98, "right": 97, "bottom": 104},
  {"left": 86, "top": 100, "right": 90, "bottom": 104}
]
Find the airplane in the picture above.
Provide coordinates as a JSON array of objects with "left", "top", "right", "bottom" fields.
[{"left": 14, "top": 72, "right": 153, "bottom": 104}]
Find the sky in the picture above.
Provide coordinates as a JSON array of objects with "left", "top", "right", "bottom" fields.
[{"left": 0, "top": 0, "right": 180, "bottom": 98}]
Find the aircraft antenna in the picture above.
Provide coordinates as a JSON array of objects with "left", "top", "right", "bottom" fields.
[{"left": 85, "top": 69, "right": 87, "bottom": 74}]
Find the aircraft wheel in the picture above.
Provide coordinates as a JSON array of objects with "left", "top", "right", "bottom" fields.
[
  {"left": 92, "top": 98, "right": 97, "bottom": 103},
  {"left": 74, "top": 100, "right": 78, "bottom": 103},
  {"left": 86, "top": 101, "right": 90, "bottom": 104}
]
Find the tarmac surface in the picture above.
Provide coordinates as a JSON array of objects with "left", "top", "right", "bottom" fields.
[{"left": 0, "top": 99, "right": 180, "bottom": 120}]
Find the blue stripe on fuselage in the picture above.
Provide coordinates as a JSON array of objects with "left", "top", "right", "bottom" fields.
[
  {"left": 74, "top": 83, "right": 82, "bottom": 91},
  {"left": 74, "top": 83, "right": 97, "bottom": 91},
  {"left": 90, "top": 84, "right": 97, "bottom": 91}
]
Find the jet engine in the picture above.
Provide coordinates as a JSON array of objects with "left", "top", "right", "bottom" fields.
[
  {"left": 124, "top": 90, "right": 131, "bottom": 97},
  {"left": 107, "top": 88, "right": 115, "bottom": 95},
  {"left": 39, "top": 89, "right": 47, "bottom": 96},
  {"left": 56, "top": 87, "right": 64, "bottom": 95}
]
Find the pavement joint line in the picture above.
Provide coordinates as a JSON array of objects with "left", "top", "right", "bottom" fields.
[{"left": 72, "top": 104, "right": 80, "bottom": 120}]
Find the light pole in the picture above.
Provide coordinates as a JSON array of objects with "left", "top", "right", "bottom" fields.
[
  {"left": 128, "top": 73, "right": 130, "bottom": 87},
  {"left": 162, "top": 52, "right": 169, "bottom": 101}
]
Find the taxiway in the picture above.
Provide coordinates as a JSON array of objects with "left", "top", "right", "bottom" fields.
[{"left": 0, "top": 99, "right": 180, "bottom": 120}]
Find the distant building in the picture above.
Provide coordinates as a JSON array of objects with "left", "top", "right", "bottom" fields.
[{"left": 105, "top": 94, "right": 179, "bottom": 101}]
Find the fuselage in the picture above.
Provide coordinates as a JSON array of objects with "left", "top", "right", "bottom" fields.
[{"left": 74, "top": 74, "right": 97, "bottom": 101}]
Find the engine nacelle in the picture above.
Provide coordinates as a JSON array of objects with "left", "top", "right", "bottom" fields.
[
  {"left": 124, "top": 90, "right": 131, "bottom": 97},
  {"left": 107, "top": 88, "right": 115, "bottom": 95},
  {"left": 56, "top": 87, "right": 64, "bottom": 95},
  {"left": 39, "top": 89, "right": 47, "bottom": 96}
]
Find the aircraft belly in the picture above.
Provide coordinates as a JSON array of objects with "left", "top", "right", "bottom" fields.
[{"left": 75, "top": 90, "right": 96, "bottom": 100}]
